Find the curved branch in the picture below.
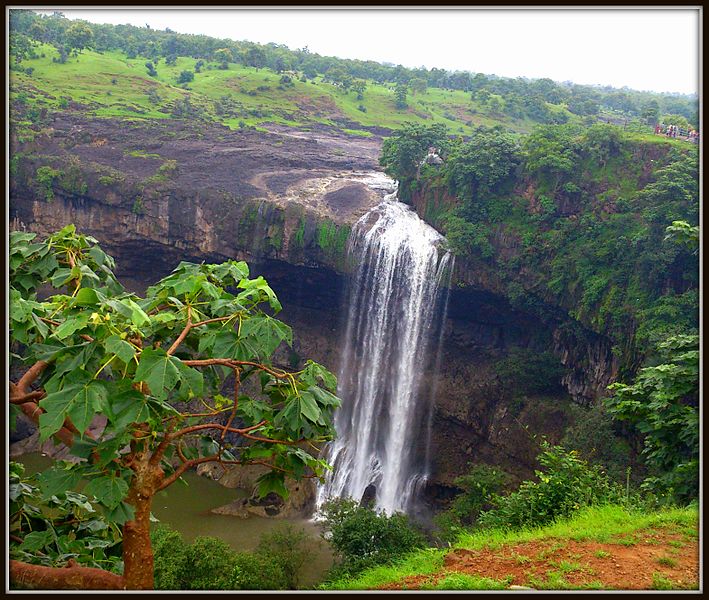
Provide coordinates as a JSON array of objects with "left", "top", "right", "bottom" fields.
[
  {"left": 9, "top": 560, "right": 124, "bottom": 590},
  {"left": 183, "top": 358, "right": 291, "bottom": 380},
  {"left": 167, "top": 312, "right": 236, "bottom": 356},
  {"left": 16, "top": 361, "right": 49, "bottom": 394},
  {"left": 158, "top": 454, "right": 220, "bottom": 491},
  {"left": 166, "top": 306, "right": 191, "bottom": 356},
  {"left": 239, "top": 431, "right": 299, "bottom": 446},
  {"left": 169, "top": 420, "right": 267, "bottom": 441},
  {"left": 10, "top": 390, "right": 46, "bottom": 405}
]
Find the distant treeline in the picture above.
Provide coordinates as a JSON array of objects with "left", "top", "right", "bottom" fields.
[{"left": 9, "top": 9, "right": 697, "bottom": 127}]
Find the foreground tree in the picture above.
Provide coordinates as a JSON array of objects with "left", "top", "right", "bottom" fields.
[
  {"left": 9, "top": 225, "right": 340, "bottom": 589},
  {"left": 605, "top": 334, "right": 699, "bottom": 502}
]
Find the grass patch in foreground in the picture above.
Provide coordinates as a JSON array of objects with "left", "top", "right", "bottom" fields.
[
  {"left": 454, "top": 504, "right": 697, "bottom": 550},
  {"left": 319, "top": 548, "right": 445, "bottom": 590},
  {"left": 423, "top": 573, "right": 512, "bottom": 590},
  {"left": 323, "top": 504, "right": 697, "bottom": 590}
]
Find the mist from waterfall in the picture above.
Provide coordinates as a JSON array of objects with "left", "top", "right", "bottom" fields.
[{"left": 317, "top": 180, "right": 452, "bottom": 515}]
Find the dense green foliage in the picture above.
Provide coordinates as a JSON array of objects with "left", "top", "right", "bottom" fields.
[
  {"left": 256, "top": 523, "right": 317, "bottom": 589},
  {"left": 561, "top": 403, "right": 636, "bottom": 485},
  {"left": 477, "top": 443, "right": 624, "bottom": 530},
  {"left": 9, "top": 225, "right": 340, "bottom": 580},
  {"left": 318, "top": 498, "right": 426, "bottom": 577},
  {"left": 605, "top": 334, "right": 698, "bottom": 502},
  {"left": 9, "top": 10, "right": 696, "bottom": 128},
  {"left": 444, "top": 127, "right": 520, "bottom": 201},
  {"left": 385, "top": 122, "right": 698, "bottom": 375},
  {"left": 9, "top": 462, "right": 123, "bottom": 572},
  {"left": 495, "top": 348, "right": 567, "bottom": 397},
  {"left": 433, "top": 465, "right": 508, "bottom": 541},
  {"left": 151, "top": 525, "right": 295, "bottom": 590},
  {"left": 379, "top": 123, "right": 450, "bottom": 201}
]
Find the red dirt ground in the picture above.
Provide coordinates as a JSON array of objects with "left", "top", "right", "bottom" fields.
[{"left": 379, "top": 525, "right": 699, "bottom": 591}]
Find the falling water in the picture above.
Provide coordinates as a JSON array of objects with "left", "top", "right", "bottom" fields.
[{"left": 317, "top": 181, "right": 452, "bottom": 515}]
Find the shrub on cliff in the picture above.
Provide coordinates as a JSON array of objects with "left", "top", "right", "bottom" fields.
[
  {"left": 434, "top": 465, "right": 509, "bottom": 542},
  {"left": 605, "top": 334, "right": 699, "bottom": 503},
  {"left": 477, "top": 443, "right": 623, "bottom": 530}
]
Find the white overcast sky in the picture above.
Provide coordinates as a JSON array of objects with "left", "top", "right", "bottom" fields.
[{"left": 29, "top": 7, "right": 700, "bottom": 95}]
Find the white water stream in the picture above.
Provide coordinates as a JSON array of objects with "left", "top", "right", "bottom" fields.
[{"left": 317, "top": 177, "right": 452, "bottom": 515}]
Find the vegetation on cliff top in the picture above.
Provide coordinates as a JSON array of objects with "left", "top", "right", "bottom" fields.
[
  {"left": 9, "top": 10, "right": 697, "bottom": 139},
  {"left": 380, "top": 122, "right": 698, "bottom": 367},
  {"left": 380, "top": 121, "right": 698, "bottom": 504}
]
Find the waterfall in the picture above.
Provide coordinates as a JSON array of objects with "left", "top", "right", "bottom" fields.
[{"left": 316, "top": 181, "right": 452, "bottom": 515}]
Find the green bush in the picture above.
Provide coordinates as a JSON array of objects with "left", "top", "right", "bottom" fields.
[
  {"left": 434, "top": 465, "right": 508, "bottom": 541},
  {"left": 318, "top": 498, "right": 425, "bottom": 577},
  {"left": 185, "top": 536, "right": 238, "bottom": 590},
  {"left": 256, "top": 523, "right": 314, "bottom": 589},
  {"left": 605, "top": 334, "right": 698, "bottom": 503},
  {"left": 561, "top": 403, "right": 636, "bottom": 485},
  {"left": 150, "top": 525, "right": 292, "bottom": 590},
  {"left": 177, "top": 70, "right": 194, "bottom": 84},
  {"left": 35, "top": 165, "right": 62, "bottom": 201},
  {"left": 231, "top": 551, "right": 287, "bottom": 590},
  {"left": 151, "top": 525, "right": 190, "bottom": 589},
  {"left": 478, "top": 443, "right": 623, "bottom": 530}
]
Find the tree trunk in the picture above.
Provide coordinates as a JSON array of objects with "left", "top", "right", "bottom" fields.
[
  {"left": 121, "top": 454, "right": 165, "bottom": 590},
  {"left": 9, "top": 560, "right": 124, "bottom": 590}
]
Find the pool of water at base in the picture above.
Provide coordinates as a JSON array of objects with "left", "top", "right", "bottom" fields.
[{"left": 14, "top": 452, "right": 333, "bottom": 588}]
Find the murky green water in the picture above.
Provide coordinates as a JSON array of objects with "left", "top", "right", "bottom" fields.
[{"left": 15, "top": 452, "right": 333, "bottom": 588}]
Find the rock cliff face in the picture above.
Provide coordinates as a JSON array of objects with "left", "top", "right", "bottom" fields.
[
  {"left": 410, "top": 185, "right": 620, "bottom": 408},
  {"left": 10, "top": 114, "right": 613, "bottom": 510}
]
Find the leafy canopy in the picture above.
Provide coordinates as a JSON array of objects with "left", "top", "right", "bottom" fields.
[
  {"left": 9, "top": 224, "right": 340, "bottom": 534},
  {"left": 605, "top": 334, "right": 698, "bottom": 502}
]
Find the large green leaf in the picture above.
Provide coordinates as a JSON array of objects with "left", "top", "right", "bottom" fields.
[
  {"left": 175, "top": 360, "right": 203, "bottom": 398},
  {"left": 38, "top": 381, "right": 106, "bottom": 440},
  {"left": 84, "top": 476, "right": 129, "bottom": 509},
  {"left": 52, "top": 313, "right": 91, "bottom": 340},
  {"left": 67, "top": 381, "right": 108, "bottom": 435},
  {"left": 298, "top": 390, "right": 322, "bottom": 423},
  {"left": 237, "top": 276, "right": 282, "bottom": 312},
  {"left": 256, "top": 471, "right": 289, "bottom": 500},
  {"left": 38, "top": 383, "right": 83, "bottom": 441},
  {"left": 37, "top": 466, "right": 83, "bottom": 501},
  {"left": 106, "top": 382, "right": 150, "bottom": 430},
  {"left": 73, "top": 287, "right": 102, "bottom": 307},
  {"left": 20, "top": 529, "right": 56, "bottom": 552},
  {"left": 240, "top": 315, "right": 292, "bottom": 358},
  {"left": 212, "top": 329, "right": 259, "bottom": 361},
  {"left": 133, "top": 347, "right": 181, "bottom": 400},
  {"left": 124, "top": 298, "right": 151, "bottom": 327},
  {"left": 104, "top": 334, "right": 136, "bottom": 364},
  {"left": 301, "top": 361, "right": 338, "bottom": 392},
  {"left": 104, "top": 501, "right": 135, "bottom": 525}
]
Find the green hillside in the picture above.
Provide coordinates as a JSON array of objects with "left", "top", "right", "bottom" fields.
[{"left": 10, "top": 43, "right": 553, "bottom": 138}]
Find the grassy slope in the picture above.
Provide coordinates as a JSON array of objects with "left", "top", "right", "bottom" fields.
[
  {"left": 10, "top": 43, "right": 565, "bottom": 136},
  {"left": 323, "top": 504, "right": 698, "bottom": 590}
]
